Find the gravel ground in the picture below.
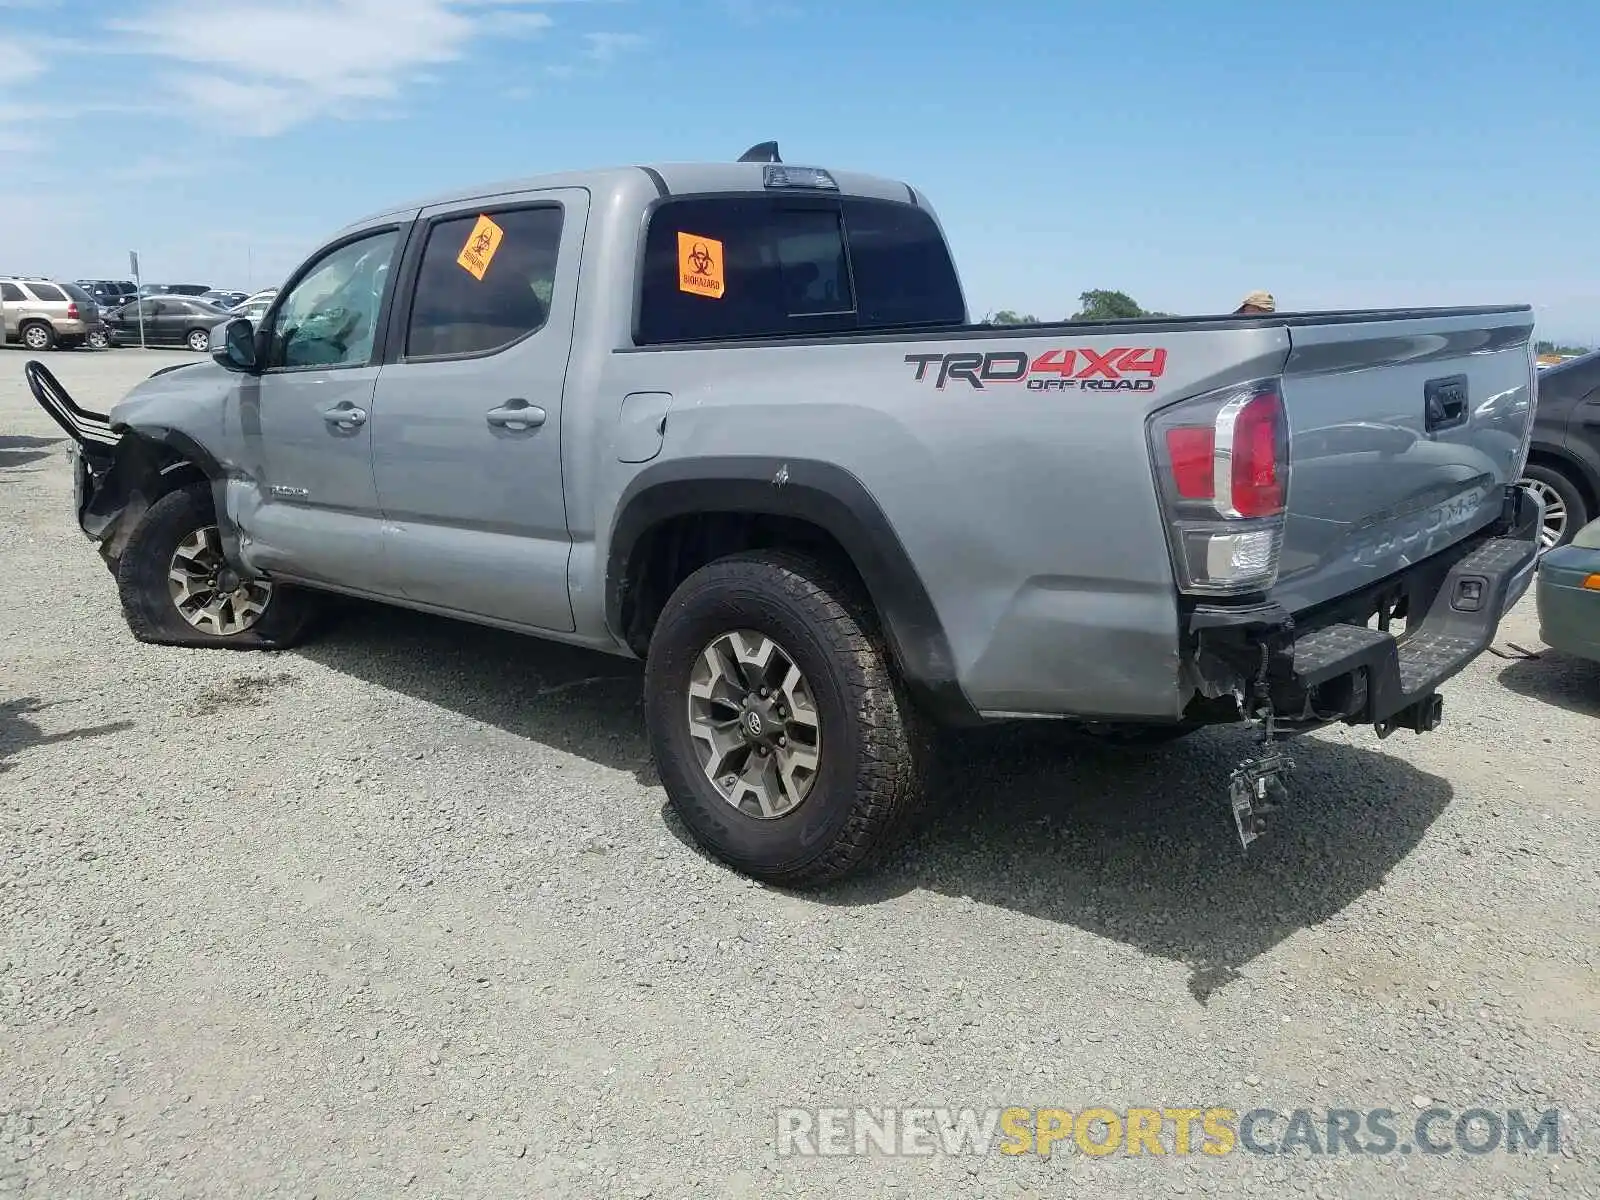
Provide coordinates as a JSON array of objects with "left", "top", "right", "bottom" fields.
[{"left": 1, "top": 346, "right": 1597, "bottom": 1199}]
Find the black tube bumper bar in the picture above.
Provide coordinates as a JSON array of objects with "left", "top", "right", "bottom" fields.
[{"left": 25, "top": 359, "right": 118, "bottom": 453}]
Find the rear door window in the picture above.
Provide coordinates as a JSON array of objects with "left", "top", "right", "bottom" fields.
[
  {"left": 0, "top": 283, "right": 24, "bottom": 302},
  {"left": 403, "top": 205, "right": 565, "bottom": 360}
]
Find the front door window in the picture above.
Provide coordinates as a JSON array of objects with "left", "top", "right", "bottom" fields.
[{"left": 264, "top": 229, "right": 399, "bottom": 370}]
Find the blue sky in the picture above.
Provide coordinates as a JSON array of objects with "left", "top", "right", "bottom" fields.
[{"left": 2, "top": 0, "right": 1596, "bottom": 340}]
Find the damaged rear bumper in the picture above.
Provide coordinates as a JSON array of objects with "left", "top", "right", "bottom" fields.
[{"left": 1186, "top": 482, "right": 1542, "bottom": 736}]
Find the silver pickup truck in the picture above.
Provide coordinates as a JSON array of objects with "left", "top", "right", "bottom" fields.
[{"left": 29, "top": 143, "right": 1543, "bottom": 887}]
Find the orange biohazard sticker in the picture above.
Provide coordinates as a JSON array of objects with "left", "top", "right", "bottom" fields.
[
  {"left": 457, "top": 214, "right": 504, "bottom": 281},
  {"left": 678, "top": 232, "right": 725, "bottom": 299}
]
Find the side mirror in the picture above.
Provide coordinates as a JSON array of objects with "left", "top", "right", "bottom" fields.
[{"left": 214, "top": 317, "right": 258, "bottom": 373}]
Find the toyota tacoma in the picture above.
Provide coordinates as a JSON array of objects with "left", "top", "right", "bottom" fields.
[{"left": 29, "top": 143, "right": 1544, "bottom": 886}]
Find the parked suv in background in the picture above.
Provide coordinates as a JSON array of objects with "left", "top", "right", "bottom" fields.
[
  {"left": 0, "top": 276, "right": 100, "bottom": 350},
  {"left": 137, "top": 283, "right": 210, "bottom": 299},
  {"left": 78, "top": 280, "right": 138, "bottom": 311}
]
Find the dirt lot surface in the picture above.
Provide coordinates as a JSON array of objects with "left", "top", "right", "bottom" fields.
[{"left": 2, "top": 347, "right": 1597, "bottom": 1198}]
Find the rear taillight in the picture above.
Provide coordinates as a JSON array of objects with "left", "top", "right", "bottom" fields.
[
  {"left": 1148, "top": 379, "right": 1290, "bottom": 595},
  {"left": 66, "top": 302, "right": 80, "bottom": 320},
  {"left": 1164, "top": 426, "right": 1214, "bottom": 499},
  {"left": 1218, "top": 389, "right": 1286, "bottom": 519}
]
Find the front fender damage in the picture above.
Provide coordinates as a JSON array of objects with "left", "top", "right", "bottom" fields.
[
  {"left": 28, "top": 354, "right": 249, "bottom": 574},
  {"left": 78, "top": 432, "right": 242, "bottom": 574}
]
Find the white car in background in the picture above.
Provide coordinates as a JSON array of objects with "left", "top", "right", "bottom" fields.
[
  {"left": 228, "top": 296, "right": 272, "bottom": 323},
  {"left": 228, "top": 287, "right": 278, "bottom": 323}
]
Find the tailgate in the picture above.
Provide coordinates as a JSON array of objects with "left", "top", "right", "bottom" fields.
[{"left": 1270, "top": 307, "right": 1536, "bottom": 613}]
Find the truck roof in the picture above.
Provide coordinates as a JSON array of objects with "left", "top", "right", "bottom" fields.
[{"left": 339, "top": 161, "right": 924, "bottom": 235}]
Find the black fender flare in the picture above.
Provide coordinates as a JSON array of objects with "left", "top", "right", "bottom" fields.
[
  {"left": 606, "top": 455, "right": 980, "bottom": 725},
  {"left": 92, "top": 425, "right": 246, "bottom": 571}
]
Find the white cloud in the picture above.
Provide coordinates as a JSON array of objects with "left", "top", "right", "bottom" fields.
[
  {"left": 0, "top": 36, "right": 48, "bottom": 153},
  {"left": 0, "top": 38, "right": 46, "bottom": 87},
  {"left": 583, "top": 31, "right": 644, "bottom": 63},
  {"left": 108, "top": 0, "right": 561, "bottom": 137}
]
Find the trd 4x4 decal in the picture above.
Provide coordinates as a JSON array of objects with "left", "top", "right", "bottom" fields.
[{"left": 905, "top": 347, "right": 1169, "bottom": 392}]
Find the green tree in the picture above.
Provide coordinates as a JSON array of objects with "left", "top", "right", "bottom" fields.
[
  {"left": 1069, "top": 289, "right": 1171, "bottom": 321},
  {"left": 1536, "top": 339, "right": 1591, "bottom": 356},
  {"left": 984, "top": 309, "right": 1037, "bottom": 325}
]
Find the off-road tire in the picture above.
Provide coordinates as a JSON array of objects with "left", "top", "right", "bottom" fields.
[
  {"left": 644, "top": 549, "right": 932, "bottom": 888},
  {"left": 116, "top": 482, "right": 315, "bottom": 650}
]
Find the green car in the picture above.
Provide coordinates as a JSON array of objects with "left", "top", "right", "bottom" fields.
[{"left": 1536, "top": 516, "right": 1600, "bottom": 663}]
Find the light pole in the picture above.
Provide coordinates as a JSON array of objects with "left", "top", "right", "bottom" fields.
[{"left": 129, "top": 250, "right": 146, "bottom": 350}]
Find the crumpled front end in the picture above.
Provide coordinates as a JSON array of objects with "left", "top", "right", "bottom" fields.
[{"left": 26, "top": 357, "right": 226, "bottom": 567}]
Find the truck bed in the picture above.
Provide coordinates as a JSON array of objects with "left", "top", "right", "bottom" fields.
[{"left": 614, "top": 302, "right": 1535, "bottom": 717}]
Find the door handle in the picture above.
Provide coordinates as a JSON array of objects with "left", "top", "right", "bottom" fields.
[
  {"left": 322, "top": 403, "right": 367, "bottom": 429},
  {"left": 486, "top": 399, "right": 546, "bottom": 432}
]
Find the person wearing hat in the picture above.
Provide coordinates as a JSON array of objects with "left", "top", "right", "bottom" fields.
[{"left": 1235, "top": 290, "right": 1276, "bottom": 315}]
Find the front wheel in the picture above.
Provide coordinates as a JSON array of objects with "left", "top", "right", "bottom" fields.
[
  {"left": 644, "top": 550, "right": 931, "bottom": 888},
  {"left": 86, "top": 328, "right": 111, "bottom": 350},
  {"left": 115, "top": 483, "right": 315, "bottom": 649},
  {"left": 186, "top": 328, "right": 211, "bottom": 352}
]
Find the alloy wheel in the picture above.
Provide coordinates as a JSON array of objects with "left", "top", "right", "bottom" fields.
[
  {"left": 686, "top": 629, "right": 822, "bottom": 819},
  {"left": 167, "top": 525, "right": 274, "bottom": 636},
  {"left": 1520, "top": 477, "right": 1568, "bottom": 551}
]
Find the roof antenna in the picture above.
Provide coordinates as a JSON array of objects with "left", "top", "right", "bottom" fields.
[{"left": 738, "top": 141, "right": 781, "bottom": 164}]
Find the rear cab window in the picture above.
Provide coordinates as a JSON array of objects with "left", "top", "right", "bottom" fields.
[{"left": 635, "top": 193, "right": 964, "bottom": 345}]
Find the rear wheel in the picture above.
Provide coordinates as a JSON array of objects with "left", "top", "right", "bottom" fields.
[
  {"left": 644, "top": 550, "right": 931, "bottom": 887},
  {"left": 1520, "top": 463, "right": 1589, "bottom": 552},
  {"left": 20, "top": 321, "right": 54, "bottom": 352},
  {"left": 116, "top": 483, "right": 315, "bottom": 649}
]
